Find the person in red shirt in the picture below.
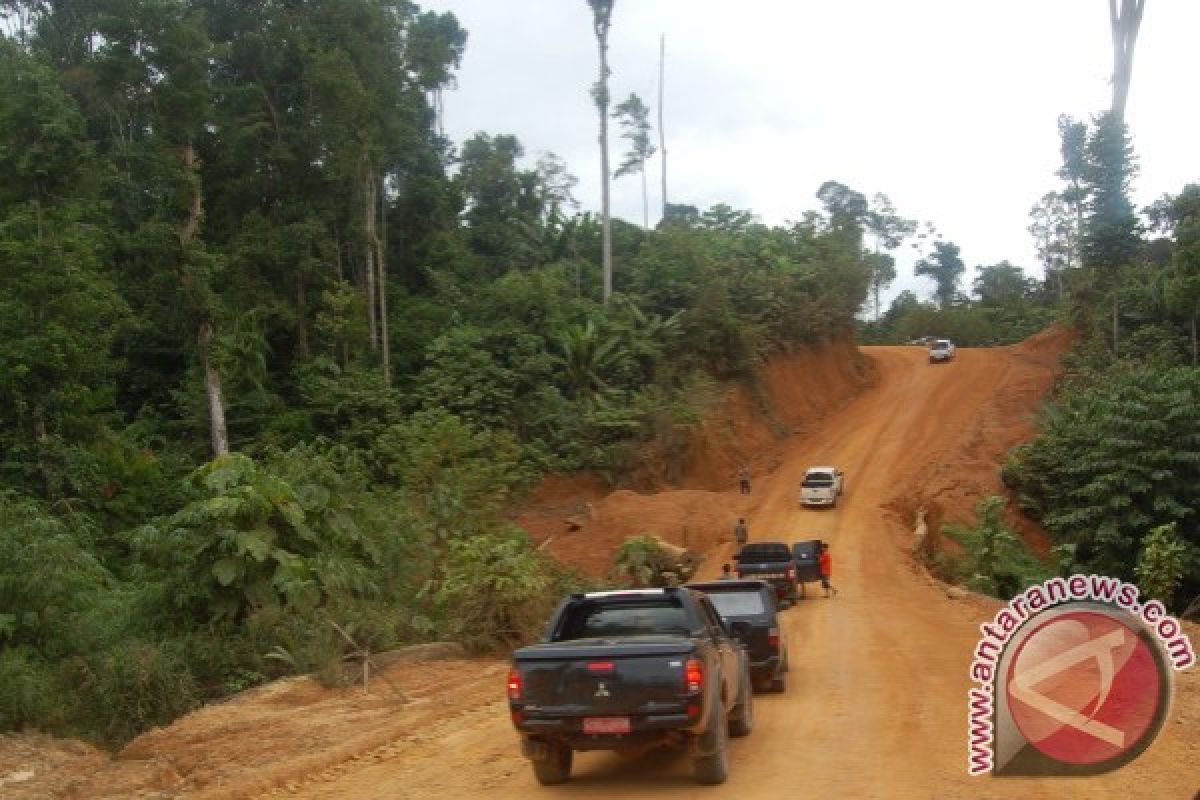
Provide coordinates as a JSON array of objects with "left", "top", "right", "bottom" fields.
[{"left": 819, "top": 542, "right": 838, "bottom": 597}]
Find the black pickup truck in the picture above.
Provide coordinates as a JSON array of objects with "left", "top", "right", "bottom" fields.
[
  {"left": 734, "top": 542, "right": 798, "bottom": 605},
  {"left": 507, "top": 587, "right": 754, "bottom": 785},
  {"left": 687, "top": 579, "right": 789, "bottom": 692}
]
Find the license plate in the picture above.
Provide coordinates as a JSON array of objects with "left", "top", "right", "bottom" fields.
[{"left": 582, "top": 716, "right": 631, "bottom": 734}]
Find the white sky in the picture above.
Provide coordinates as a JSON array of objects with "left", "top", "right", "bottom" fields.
[{"left": 429, "top": 0, "right": 1199, "bottom": 304}]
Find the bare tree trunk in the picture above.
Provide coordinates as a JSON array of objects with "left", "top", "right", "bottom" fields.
[
  {"left": 364, "top": 169, "right": 378, "bottom": 352},
  {"left": 179, "top": 145, "right": 203, "bottom": 248},
  {"left": 640, "top": 162, "right": 649, "bottom": 228},
  {"left": 1108, "top": 0, "right": 1146, "bottom": 120},
  {"left": 658, "top": 33, "right": 667, "bottom": 219},
  {"left": 198, "top": 321, "right": 230, "bottom": 456},
  {"left": 180, "top": 141, "right": 230, "bottom": 458},
  {"left": 592, "top": 6, "right": 614, "bottom": 304},
  {"left": 376, "top": 172, "right": 390, "bottom": 385}
]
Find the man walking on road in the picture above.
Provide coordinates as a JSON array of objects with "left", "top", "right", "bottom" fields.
[
  {"left": 738, "top": 466, "right": 752, "bottom": 495},
  {"left": 733, "top": 517, "right": 748, "bottom": 547},
  {"left": 819, "top": 542, "right": 838, "bottom": 597},
  {"left": 719, "top": 563, "right": 735, "bottom": 580}
]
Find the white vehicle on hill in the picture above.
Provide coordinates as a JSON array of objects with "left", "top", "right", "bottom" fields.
[
  {"left": 928, "top": 339, "right": 956, "bottom": 363},
  {"left": 800, "top": 466, "right": 844, "bottom": 508}
]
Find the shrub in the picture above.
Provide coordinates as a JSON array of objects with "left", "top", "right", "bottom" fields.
[
  {"left": 434, "top": 529, "right": 578, "bottom": 651},
  {"left": 942, "top": 496, "right": 1049, "bottom": 598},
  {"left": 1136, "top": 523, "right": 1188, "bottom": 610}
]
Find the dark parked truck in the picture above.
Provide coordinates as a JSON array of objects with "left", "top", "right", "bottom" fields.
[
  {"left": 733, "top": 542, "right": 797, "bottom": 605},
  {"left": 687, "top": 579, "right": 789, "bottom": 692},
  {"left": 507, "top": 588, "right": 754, "bottom": 786}
]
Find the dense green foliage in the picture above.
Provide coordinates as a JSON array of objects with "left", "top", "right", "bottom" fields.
[
  {"left": 860, "top": 260, "right": 1061, "bottom": 346},
  {"left": 998, "top": 106, "right": 1200, "bottom": 611},
  {"left": 940, "top": 496, "right": 1050, "bottom": 599},
  {"left": 1004, "top": 368, "right": 1200, "bottom": 604},
  {"left": 0, "top": 1, "right": 875, "bottom": 745}
]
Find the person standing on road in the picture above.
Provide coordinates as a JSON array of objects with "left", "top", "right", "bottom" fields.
[
  {"left": 733, "top": 517, "right": 748, "bottom": 547},
  {"left": 819, "top": 541, "right": 838, "bottom": 597},
  {"left": 719, "top": 563, "right": 735, "bottom": 580},
  {"left": 738, "top": 466, "right": 752, "bottom": 495}
]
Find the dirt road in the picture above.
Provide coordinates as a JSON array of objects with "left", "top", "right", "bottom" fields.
[
  {"left": 255, "top": 344, "right": 1196, "bottom": 799},
  {"left": 6, "top": 342, "right": 1195, "bottom": 799}
]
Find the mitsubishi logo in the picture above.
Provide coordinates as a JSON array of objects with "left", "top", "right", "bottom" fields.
[{"left": 595, "top": 681, "right": 610, "bottom": 698}]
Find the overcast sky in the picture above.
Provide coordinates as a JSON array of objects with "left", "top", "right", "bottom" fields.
[{"left": 429, "top": 0, "right": 1199, "bottom": 304}]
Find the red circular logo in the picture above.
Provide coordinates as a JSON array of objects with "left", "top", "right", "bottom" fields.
[{"left": 1005, "top": 610, "right": 1164, "bottom": 766}]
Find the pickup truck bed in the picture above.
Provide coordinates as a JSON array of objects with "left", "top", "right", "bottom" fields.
[{"left": 734, "top": 542, "right": 797, "bottom": 605}]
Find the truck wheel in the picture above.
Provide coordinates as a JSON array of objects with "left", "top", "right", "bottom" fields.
[
  {"left": 770, "top": 672, "right": 787, "bottom": 693},
  {"left": 693, "top": 702, "right": 729, "bottom": 784},
  {"left": 729, "top": 671, "right": 754, "bottom": 737},
  {"left": 532, "top": 741, "right": 572, "bottom": 785}
]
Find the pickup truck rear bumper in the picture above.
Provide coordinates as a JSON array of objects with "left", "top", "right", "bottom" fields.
[
  {"left": 801, "top": 497, "right": 835, "bottom": 506},
  {"left": 749, "top": 654, "right": 781, "bottom": 681},
  {"left": 519, "top": 713, "right": 698, "bottom": 753}
]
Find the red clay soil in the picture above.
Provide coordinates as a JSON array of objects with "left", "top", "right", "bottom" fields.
[
  {"left": 4, "top": 329, "right": 1198, "bottom": 800},
  {"left": 517, "top": 334, "right": 878, "bottom": 577}
]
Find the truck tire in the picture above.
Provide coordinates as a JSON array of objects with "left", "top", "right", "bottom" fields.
[
  {"left": 728, "top": 669, "right": 754, "bottom": 737},
  {"left": 770, "top": 671, "right": 787, "bottom": 693},
  {"left": 692, "top": 702, "right": 729, "bottom": 784},
  {"left": 532, "top": 741, "right": 572, "bottom": 785}
]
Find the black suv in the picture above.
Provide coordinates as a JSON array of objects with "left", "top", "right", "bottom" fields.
[{"left": 687, "top": 579, "right": 789, "bottom": 692}]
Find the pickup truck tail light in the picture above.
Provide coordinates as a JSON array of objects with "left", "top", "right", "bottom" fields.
[
  {"left": 506, "top": 667, "right": 523, "bottom": 702},
  {"left": 768, "top": 626, "right": 780, "bottom": 648},
  {"left": 684, "top": 658, "right": 704, "bottom": 694}
]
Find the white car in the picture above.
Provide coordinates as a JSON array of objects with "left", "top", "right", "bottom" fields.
[
  {"left": 928, "top": 339, "right": 956, "bottom": 363},
  {"left": 800, "top": 466, "right": 844, "bottom": 508}
]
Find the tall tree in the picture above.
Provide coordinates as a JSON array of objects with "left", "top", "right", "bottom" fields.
[
  {"left": 658, "top": 33, "right": 667, "bottom": 219},
  {"left": 586, "top": 0, "right": 615, "bottom": 303},
  {"left": 816, "top": 180, "right": 868, "bottom": 250},
  {"left": 1081, "top": 112, "right": 1141, "bottom": 355},
  {"left": 1057, "top": 115, "right": 1089, "bottom": 265},
  {"left": 974, "top": 262, "right": 1035, "bottom": 306},
  {"left": 914, "top": 241, "right": 966, "bottom": 309},
  {"left": 0, "top": 39, "right": 128, "bottom": 491},
  {"left": 613, "top": 92, "right": 656, "bottom": 228},
  {"left": 1167, "top": 184, "right": 1200, "bottom": 364},
  {"left": 864, "top": 252, "right": 896, "bottom": 320},
  {"left": 865, "top": 193, "right": 916, "bottom": 318},
  {"left": 1108, "top": 0, "right": 1146, "bottom": 119},
  {"left": 1028, "top": 191, "right": 1077, "bottom": 301}
]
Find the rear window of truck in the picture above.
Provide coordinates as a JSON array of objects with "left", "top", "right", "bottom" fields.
[
  {"left": 706, "top": 591, "right": 767, "bottom": 617},
  {"left": 557, "top": 598, "right": 691, "bottom": 639},
  {"left": 736, "top": 544, "right": 790, "bottom": 561}
]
